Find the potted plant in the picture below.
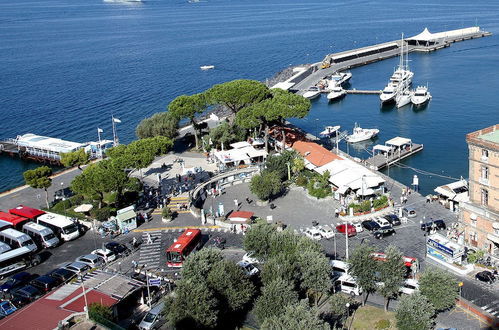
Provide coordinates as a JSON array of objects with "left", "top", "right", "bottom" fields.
[{"left": 162, "top": 207, "right": 174, "bottom": 222}]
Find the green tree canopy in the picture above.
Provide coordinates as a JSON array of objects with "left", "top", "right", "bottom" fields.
[
  {"left": 419, "top": 267, "right": 459, "bottom": 312},
  {"left": 328, "top": 293, "right": 355, "bottom": 329},
  {"left": 182, "top": 248, "right": 224, "bottom": 281},
  {"left": 243, "top": 223, "right": 277, "bottom": 261},
  {"left": 261, "top": 301, "right": 329, "bottom": 330},
  {"left": 261, "top": 253, "right": 301, "bottom": 288},
  {"left": 168, "top": 93, "right": 207, "bottom": 149},
  {"left": 378, "top": 245, "right": 406, "bottom": 311},
  {"left": 164, "top": 279, "right": 219, "bottom": 329},
  {"left": 88, "top": 302, "right": 113, "bottom": 323},
  {"left": 396, "top": 292, "right": 435, "bottom": 330},
  {"left": 60, "top": 149, "right": 89, "bottom": 170},
  {"left": 263, "top": 150, "right": 298, "bottom": 181},
  {"left": 254, "top": 278, "right": 299, "bottom": 324},
  {"left": 206, "top": 79, "right": 271, "bottom": 117},
  {"left": 207, "top": 121, "right": 247, "bottom": 150},
  {"left": 298, "top": 250, "right": 332, "bottom": 304},
  {"left": 23, "top": 166, "right": 52, "bottom": 208},
  {"left": 348, "top": 243, "right": 378, "bottom": 306},
  {"left": 207, "top": 259, "right": 255, "bottom": 312},
  {"left": 249, "top": 170, "right": 283, "bottom": 201},
  {"left": 136, "top": 112, "right": 179, "bottom": 140}
]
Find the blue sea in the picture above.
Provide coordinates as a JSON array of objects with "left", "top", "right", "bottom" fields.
[{"left": 1, "top": 0, "right": 499, "bottom": 195}]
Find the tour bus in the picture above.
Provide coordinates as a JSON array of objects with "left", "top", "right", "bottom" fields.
[
  {"left": 166, "top": 228, "right": 202, "bottom": 267},
  {"left": 9, "top": 205, "right": 45, "bottom": 222},
  {"left": 0, "top": 212, "right": 28, "bottom": 231},
  {"left": 0, "top": 228, "right": 38, "bottom": 253},
  {"left": 0, "top": 242, "right": 12, "bottom": 254},
  {"left": 0, "top": 220, "right": 12, "bottom": 232},
  {"left": 22, "top": 222, "right": 60, "bottom": 249},
  {"left": 36, "top": 213, "right": 79, "bottom": 242},
  {"left": 371, "top": 252, "right": 419, "bottom": 277},
  {"left": 0, "top": 247, "right": 41, "bottom": 279}
]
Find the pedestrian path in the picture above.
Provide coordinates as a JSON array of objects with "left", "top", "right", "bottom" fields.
[
  {"left": 133, "top": 225, "right": 220, "bottom": 233},
  {"left": 480, "top": 300, "right": 499, "bottom": 316},
  {"left": 139, "top": 230, "right": 163, "bottom": 268},
  {"left": 151, "top": 196, "right": 191, "bottom": 214}
]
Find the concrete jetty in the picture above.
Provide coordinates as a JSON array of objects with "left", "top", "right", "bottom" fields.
[{"left": 277, "top": 26, "right": 491, "bottom": 93}]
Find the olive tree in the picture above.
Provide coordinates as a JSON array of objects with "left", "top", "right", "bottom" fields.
[
  {"left": 378, "top": 245, "right": 406, "bottom": 311},
  {"left": 23, "top": 166, "right": 52, "bottom": 208},
  {"left": 419, "top": 267, "right": 459, "bottom": 312},
  {"left": 396, "top": 292, "right": 435, "bottom": 330},
  {"left": 348, "top": 243, "right": 378, "bottom": 306}
]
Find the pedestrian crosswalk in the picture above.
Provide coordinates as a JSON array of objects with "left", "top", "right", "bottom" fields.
[
  {"left": 139, "top": 230, "right": 163, "bottom": 268},
  {"left": 152, "top": 196, "right": 191, "bottom": 215},
  {"left": 480, "top": 300, "right": 499, "bottom": 316}
]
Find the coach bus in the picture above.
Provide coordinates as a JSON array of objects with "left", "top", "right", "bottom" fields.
[
  {"left": 371, "top": 252, "right": 419, "bottom": 276},
  {"left": 0, "top": 247, "right": 41, "bottom": 279},
  {"left": 166, "top": 228, "right": 202, "bottom": 267}
]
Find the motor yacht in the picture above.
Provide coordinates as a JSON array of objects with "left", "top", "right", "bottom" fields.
[
  {"left": 320, "top": 125, "right": 341, "bottom": 137},
  {"left": 345, "top": 123, "right": 380, "bottom": 143},
  {"left": 411, "top": 86, "right": 432, "bottom": 106},
  {"left": 396, "top": 88, "right": 413, "bottom": 108},
  {"left": 302, "top": 86, "right": 321, "bottom": 100},
  {"left": 330, "top": 71, "right": 352, "bottom": 86},
  {"left": 380, "top": 83, "right": 399, "bottom": 104},
  {"left": 327, "top": 85, "right": 346, "bottom": 101}
]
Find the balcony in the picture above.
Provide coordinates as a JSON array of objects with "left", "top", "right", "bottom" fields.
[{"left": 479, "top": 177, "right": 489, "bottom": 186}]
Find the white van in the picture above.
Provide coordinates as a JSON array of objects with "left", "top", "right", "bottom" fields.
[
  {"left": 330, "top": 260, "right": 349, "bottom": 277},
  {"left": 399, "top": 278, "right": 419, "bottom": 295},
  {"left": 139, "top": 302, "right": 165, "bottom": 330},
  {"left": 0, "top": 228, "right": 37, "bottom": 252},
  {"left": 375, "top": 217, "right": 391, "bottom": 228},
  {"left": 22, "top": 222, "right": 60, "bottom": 249},
  {"left": 0, "top": 242, "right": 11, "bottom": 254},
  {"left": 334, "top": 274, "right": 362, "bottom": 296},
  {"left": 36, "top": 212, "right": 79, "bottom": 242},
  {"left": 305, "top": 228, "right": 322, "bottom": 240}
]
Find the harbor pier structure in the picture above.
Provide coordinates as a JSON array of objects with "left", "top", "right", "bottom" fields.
[
  {"left": 365, "top": 137, "right": 423, "bottom": 171},
  {"left": 277, "top": 26, "right": 491, "bottom": 93}
]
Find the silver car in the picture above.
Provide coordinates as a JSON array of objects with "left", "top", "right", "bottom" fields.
[
  {"left": 63, "top": 261, "right": 91, "bottom": 275},
  {"left": 75, "top": 254, "right": 104, "bottom": 268},
  {"left": 139, "top": 302, "right": 165, "bottom": 330}
]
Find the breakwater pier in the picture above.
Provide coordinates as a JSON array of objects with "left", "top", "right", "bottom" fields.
[{"left": 275, "top": 26, "right": 491, "bottom": 93}]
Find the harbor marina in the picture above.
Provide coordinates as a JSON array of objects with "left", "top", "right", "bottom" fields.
[{"left": 366, "top": 137, "right": 423, "bottom": 170}]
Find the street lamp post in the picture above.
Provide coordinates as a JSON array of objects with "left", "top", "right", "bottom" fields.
[
  {"left": 80, "top": 275, "right": 89, "bottom": 319},
  {"left": 144, "top": 265, "right": 152, "bottom": 309},
  {"left": 333, "top": 233, "right": 337, "bottom": 259},
  {"left": 345, "top": 221, "right": 349, "bottom": 260},
  {"left": 286, "top": 162, "right": 291, "bottom": 181}
]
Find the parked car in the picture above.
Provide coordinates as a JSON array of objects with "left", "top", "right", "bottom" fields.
[
  {"left": 91, "top": 248, "right": 117, "bottom": 263},
  {"left": 304, "top": 228, "right": 322, "bottom": 240},
  {"left": 30, "top": 275, "right": 59, "bottom": 293},
  {"left": 403, "top": 207, "right": 417, "bottom": 218},
  {"left": 0, "top": 300, "right": 17, "bottom": 316},
  {"left": 361, "top": 220, "right": 380, "bottom": 232},
  {"left": 242, "top": 252, "right": 260, "bottom": 265},
  {"left": 47, "top": 268, "right": 77, "bottom": 284},
  {"left": 330, "top": 260, "right": 349, "bottom": 278},
  {"left": 138, "top": 302, "right": 165, "bottom": 330},
  {"left": 334, "top": 274, "right": 362, "bottom": 296},
  {"left": 384, "top": 214, "right": 401, "bottom": 226},
  {"left": 336, "top": 224, "right": 356, "bottom": 237},
  {"left": 75, "top": 254, "right": 105, "bottom": 268},
  {"left": 237, "top": 261, "right": 259, "bottom": 276},
  {"left": 374, "top": 217, "right": 391, "bottom": 227},
  {"left": 10, "top": 285, "right": 41, "bottom": 307},
  {"left": 399, "top": 278, "right": 419, "bottom": 295},
  {"left": 351, "top": 222, "right": 363, "bottom": 233},
  {"left": 475, "top": 271, "right": 495, "bottom": 284},
  {"left": 420, "top": 219, "right": 447, "bottom": 232},
  {"left": 317, "top": 225, "right": 335, "bottom": 239},
  {"left": 62, "top": 261, "right": 91, "bottom": 275},
  {"left": 0, "top": 272, "right": 37, "bottom": 297},
  {"left": 373, "top": 226, "right": 395, "bottom": 239},
  {"left": 105, "top": 241, "right": 131, "bottom": 257}
]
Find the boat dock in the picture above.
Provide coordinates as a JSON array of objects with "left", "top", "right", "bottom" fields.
[
  {"left": 278, "top": 26, "right": 491, "bottom": 93},
  {"left": 365, "top": 137, "right": 423, "bottom": 170},
  {"left": 345, "top": 89, "right": 382, "bottom": 95}
]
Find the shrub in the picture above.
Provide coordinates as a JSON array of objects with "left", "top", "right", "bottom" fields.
[
  {"left": 467, "top": 250, "right": 485, "bottom": 264},
  {"left": 162, "top": 207, "right": 173, "bottom": 219},
  {"left": 295, "top": 175, "right": 308, "bottom": 187},
  {"left": 52, "top": 200, "right": 72, "bottom": 212},
  {"left": 91, "top": 207, "right": 112, "bottom": 221},
  {"left": 373, "top": 195, "right": 388, "bottom": 209},
  {"left": 88, "top": 302, "right": 113, "bottom": 323}
]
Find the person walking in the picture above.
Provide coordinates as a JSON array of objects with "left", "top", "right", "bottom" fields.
[
  {"left": 147, "top": 233, "right": 153, "bottom": 244},
  {"left": 334, "top": 208, "right": 339, "bottom": 218},
  {"left": 234, "top": 199, "right": 239, "bottom": 208}
]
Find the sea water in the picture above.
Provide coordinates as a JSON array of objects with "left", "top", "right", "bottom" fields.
[{"left": 1, "top": 0, "right": 499, "bottom": 194}]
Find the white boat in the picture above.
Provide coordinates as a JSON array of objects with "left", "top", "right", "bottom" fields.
[
  {"left": 411, "top": 86, "right": 432, "bottom": 106},
  {"left": 380, "top": 83, "right": 399, "bottom": 104},
  {"left": 396, "top": 88, "right": 413, "bottom": 108},
  {"left": 320, "top": 125, "right": 341, "bottom": 137},
  {"left": 380, "top": 34, "right": 414, "bottom": 104},
  {"left": 330, "top": 71, "right": 352, "bottom": 86},
  {"left": 200, "top": 65, "right": 215, "bottom": 70},
  {"left": 345, "top": 123, "right": 380, "bottom": 143},
  {"left": 302, "top": 86, "right": 321, "bottom": 100},
  {"left": 327, "top": 85, "right": 346, "bottom": 101}
]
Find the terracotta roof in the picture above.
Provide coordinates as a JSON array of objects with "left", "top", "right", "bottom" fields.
[
  {"left": 292, "top": 141, "right": 342, "bottom": 167},
  {"left": 228, "top": 211, "right": 254, "bottom": 219}
]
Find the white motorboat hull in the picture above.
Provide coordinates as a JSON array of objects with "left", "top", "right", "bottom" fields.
[
  {"left": 411, "top": 94, "right": 431, "bottom": 106},
  {"left": 380, "top": 93, "right": 396, "bottom": 104},
  {"left": 200, "top": 65, "right": 215, "bottom": 70},
  {"left": 320, "top": 125, "right": 341, "bottom": 137},
  {"left": 303, "top": 91, "right": 321, "bottom": 100},
  {"left": 396, "top": 93, "right": 412, "bottom": 108},
  {"left": 327, "top": 91, "right": 346, "bottom": 101},
  {"left": 345, "top": 128, "right": 379, "bottom": 143}
]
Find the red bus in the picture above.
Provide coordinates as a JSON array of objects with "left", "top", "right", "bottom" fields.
[
  {"left": 9, "top": 205, "right": 45, "bottom": 221},
  {"left": 166, "top": 229, "right": 202, "bottom": 267},
  {"left": 371, "top": 252, "right": 419, "bottom": 275},
  {"left": 0, "top": 212, "right": 28, "bottom": 230}
]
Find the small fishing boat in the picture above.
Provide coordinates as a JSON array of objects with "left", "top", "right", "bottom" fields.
[
  {"left": 327, "top": 85, "right": 346, "bottom": 101},
  {"left": 411, "top": 86, "right": 432, "bottom": 106},
  {"left": 200, "top": 65, "right": 215, "bottom": 70},
  {"left": 345, "top": 123, "right": 379, "bottom": 143},
  {"left": 302, "top": 86, "right": 321, "bottom": 100},
  {"left": 320, "top": 125, "right": 341, "bottom": 137}
]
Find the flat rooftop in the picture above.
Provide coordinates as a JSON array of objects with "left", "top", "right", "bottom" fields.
[
  {"left": 479, "top": 129, "right": 499, "bottom": 144},
  {"left": 466, "top": 124, "right": 499, "bottom": 150}
]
